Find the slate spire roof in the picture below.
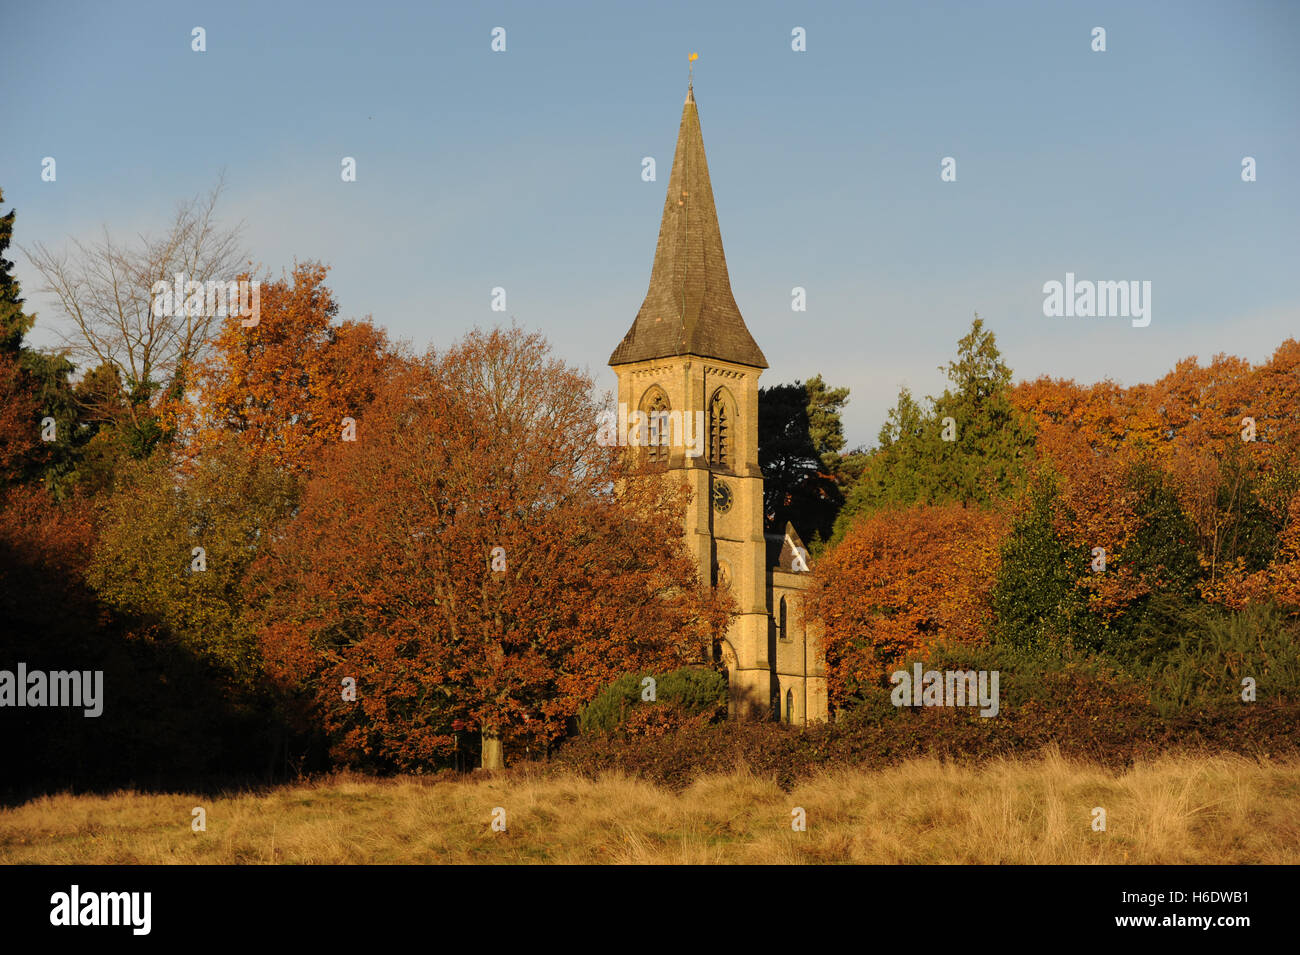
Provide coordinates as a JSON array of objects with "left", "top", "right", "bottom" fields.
[{"left": 610, "top": 84, "right": 768, "bottom": 369}]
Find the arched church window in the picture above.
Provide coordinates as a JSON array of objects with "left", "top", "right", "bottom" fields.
[
  {"left": 709, "top": 389, "right": 731, "bottom": 469},
  {"left": 785, "top": 688, "right": 795, "bottom": 724},
  {"left": 642, "top": 389, "right": 671, "bottom": 465},
  {"left": 779, "top": 596, "right": 788, "bottom": 641}
]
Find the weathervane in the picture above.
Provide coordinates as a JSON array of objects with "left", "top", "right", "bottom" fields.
[{"left": 688, "top": 51, "right": 698, "bottom": 91}]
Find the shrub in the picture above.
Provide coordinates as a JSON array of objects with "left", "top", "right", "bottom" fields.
[
  {"left": 578, "top": 666, "right": 727, "bottom": 734},
  {"left": 553, "top": 700, "right": 1300, "bottom": 792},
  {"left": 1128, "top": 599, "right": 1300, "bottom": 715},
  {"left": 836, "top": 639, "right": 1151, "bottom": 740},
  {"left": 557, "top": 642, "right": 1300, "bottom": 792},
  {"left": 837, "top": 600, "right": 1300, "bottom": 725}
]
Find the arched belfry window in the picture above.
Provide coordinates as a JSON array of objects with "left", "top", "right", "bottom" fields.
[
  {"left": 779, "top": 596, "right": 789, "bottom": 641},
  {"left": 641, "top": 387, "right": 671, "bottom": 466},
  {"left": 709, "top": 389, "right": 732, "bottom": 469}
]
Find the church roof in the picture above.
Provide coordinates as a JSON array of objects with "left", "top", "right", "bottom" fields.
[
  {"left": 765, "top": 522, "right": 812, "bottom": 573},
  {"left": 610, "top": 85, "right": 768, "bottom": 370}
]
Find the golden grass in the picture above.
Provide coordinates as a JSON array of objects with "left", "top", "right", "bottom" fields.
[{"left": 3, "top": 748, "right": 1297, "bottom": 864}]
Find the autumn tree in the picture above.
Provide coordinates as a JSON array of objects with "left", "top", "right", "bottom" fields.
[
  {"left": 250, "top": 327, "right": 729, "bottom": 771},
  {"left": 92, "top": 262, "right": 394, "bottom": 687},
  {"left": 807, "top": 503, "right": 1008, "bottom": 709},
  {"left": 1011, "top": 338, "right": 1300, "bottom": 615},
  {"left": 0, "top": 351, "right": 43, "bottom": 489},
  {"left": 169, "top": 261, "right": 392, "bottom": 475},
  {"left": 88, "top": 437, "right": 299, "bottom": 689}
]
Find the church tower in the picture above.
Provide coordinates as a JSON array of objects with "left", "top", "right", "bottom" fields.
[{"left": 609, "top": 82, "right": 775, "bottom": 718}]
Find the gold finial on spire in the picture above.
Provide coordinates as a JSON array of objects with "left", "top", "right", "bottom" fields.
[{"left": 687, "top": 52, "right": 698, "bottom": 102}]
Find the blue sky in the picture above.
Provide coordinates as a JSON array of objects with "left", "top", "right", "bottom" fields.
[{"left": 3, "top": 0, "right": 1297, "bottom": 447}]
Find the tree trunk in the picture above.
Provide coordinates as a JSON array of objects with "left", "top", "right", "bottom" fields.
[{"left": 481, "top": 724, "right": 505, "bottom": 770}]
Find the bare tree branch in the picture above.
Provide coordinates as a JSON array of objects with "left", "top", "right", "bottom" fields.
[{"left": 23, "top": 173, "right": 249, "bottom": 423}]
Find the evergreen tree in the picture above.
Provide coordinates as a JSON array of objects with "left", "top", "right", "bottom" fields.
[
  {"left": 991, "top": 463, "right": 1206, "bottom": 657},
  {"left": 0, "top": 188, "right": 36, "bottom": 356},
  {"left": 758, "top": 375, "right": 853, "bottom": 545},
  {"left": 1100, "top": 461, "right": 1205, "bottom": 658},
  {"left": 989, "top": 476, "right": 1098, "bottom": 651},
  {"left": 0, "top": 186, "right": 87, "bottom": 494},
  {"left": 833, "top": 317, "right": 1035, "bottom": 541}
]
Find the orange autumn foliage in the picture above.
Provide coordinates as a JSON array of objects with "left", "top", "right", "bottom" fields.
[
  {"left": 248, "top": 328, "right": 730, "bottom": 769},
  {"left": 167, "top": 261, "right": 394, "bottom": 475},
  {"left": 0, "top": 350, "right": 51, "bottom": 486},
  {"left": 1011, "top": 338, "right": 1300, "bottom": 612},
  {"left": 807, "top": 503, "right": 1009, "bottom": 706}
]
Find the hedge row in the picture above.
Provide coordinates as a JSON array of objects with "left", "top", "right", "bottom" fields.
[{"left": 551, "top": 701, "right": 1300, "bottom": 792}]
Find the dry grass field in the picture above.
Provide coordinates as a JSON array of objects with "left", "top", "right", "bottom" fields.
[{"left": 3, "top": 749, "right": 1298, "bottom": 864}]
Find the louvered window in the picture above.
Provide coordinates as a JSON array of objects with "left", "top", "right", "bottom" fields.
[
  {"left": 709, "top": 391, "right": 730, "bottom": 468},
  {"left": 646, "top": 391, "right": 670, "bottom": 465}
]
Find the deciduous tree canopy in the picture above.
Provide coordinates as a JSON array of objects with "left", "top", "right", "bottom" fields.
[{"left": 249, "top": 328, "right": 730, "bottom": 770}]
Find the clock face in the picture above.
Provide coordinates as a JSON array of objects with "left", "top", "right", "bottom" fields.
[{"left": 712, "top": 479, "right": 733, "bottom": 513}]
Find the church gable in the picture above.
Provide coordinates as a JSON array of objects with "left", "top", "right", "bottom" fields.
[{"left": 766, "top": 522, "right": 813, "bottom": 575}]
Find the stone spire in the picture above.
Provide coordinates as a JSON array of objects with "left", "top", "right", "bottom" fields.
[{"left": 610, "top": 86, "right": 767, "bottom": 369}]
